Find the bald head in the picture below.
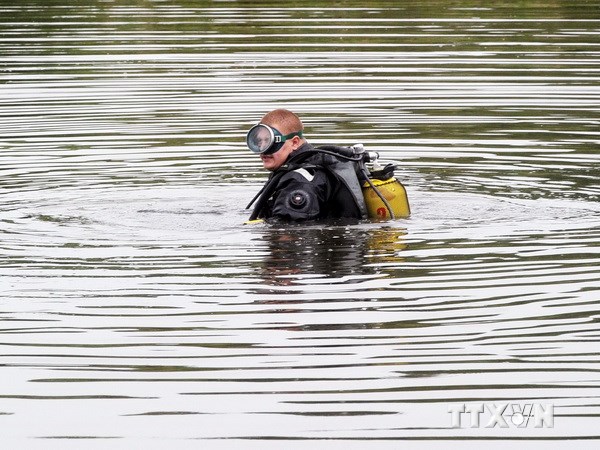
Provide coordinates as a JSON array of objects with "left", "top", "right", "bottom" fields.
[{"left": 260, "top": 109, "right": 304, "bottom": 135}]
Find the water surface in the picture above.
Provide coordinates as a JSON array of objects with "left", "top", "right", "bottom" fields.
[{"left": 1, "top": 1, "right": 599, "bottom": 448}]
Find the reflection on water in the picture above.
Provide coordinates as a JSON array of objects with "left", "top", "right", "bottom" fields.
[
  {"left": 256, "top": 225, "right": 407, "bottom": 283},
  {"left": 1, "top": 0, "right": 600, "bottom": 446}
]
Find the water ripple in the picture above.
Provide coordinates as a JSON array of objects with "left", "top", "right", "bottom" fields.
[{"left": 1, "top": 1, "right": 600, "bottom": 444}]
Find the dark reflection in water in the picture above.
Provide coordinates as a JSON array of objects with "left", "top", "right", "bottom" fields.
[{"left": 255, "top": 224, "right": 407, "bottom": 282}]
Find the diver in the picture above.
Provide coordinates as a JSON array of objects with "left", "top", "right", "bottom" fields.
[
  {"left": 246, "top": 109, "right": 367, "bottom": 221},
  {"left": 245, "top": 109, "right": 410, "bottom": 222}
]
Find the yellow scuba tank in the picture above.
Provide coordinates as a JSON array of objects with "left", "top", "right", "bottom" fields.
[{"left": 362, "top": 177, "right": 410, "bottom": 220}]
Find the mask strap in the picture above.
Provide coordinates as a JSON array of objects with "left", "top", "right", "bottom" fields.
[{"left": 277, "top": 130, "right": 303, "bottom": 143}]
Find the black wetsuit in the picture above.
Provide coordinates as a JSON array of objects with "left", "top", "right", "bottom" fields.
[{"left": 250, "top": 143, "right": 367, "bottom": 221}]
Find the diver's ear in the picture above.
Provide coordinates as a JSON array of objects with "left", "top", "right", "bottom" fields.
[{"left": 291, "top": 135, "right": 303, "bottom": 150}]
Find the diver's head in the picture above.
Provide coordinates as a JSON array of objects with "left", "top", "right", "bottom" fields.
[{"left": 247, "top": 109, "right": 306, "bottom": 171}]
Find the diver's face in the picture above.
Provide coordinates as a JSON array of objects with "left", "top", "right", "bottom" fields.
[{"left": 260, "top": 139, "right": 295, "bottom": 171}]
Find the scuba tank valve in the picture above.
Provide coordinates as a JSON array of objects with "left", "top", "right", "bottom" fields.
[{"left": 351, "top": 143, "right": 379, "bottom": 164}]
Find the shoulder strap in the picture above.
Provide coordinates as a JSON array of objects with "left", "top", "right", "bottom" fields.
[{"left": 323, "top": 159, "right": 368, "bottom": 219}]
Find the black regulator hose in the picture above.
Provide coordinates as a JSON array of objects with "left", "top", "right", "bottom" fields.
[
  {"left": 360, "top": 167, "right": 396, "bottom": 220},
  {"left": 315, "top": 145, "right": 380, "bottom": 164},
  {"left": 246, "top": 171, "right": 287, "bottom": 220},
  {"left": 245, "top": 183, "right": 267, "bottom": 210}
]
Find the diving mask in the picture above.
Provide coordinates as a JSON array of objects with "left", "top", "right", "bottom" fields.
[{"left": 246, "top": 124, "right": 303, "bottom": 155}]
